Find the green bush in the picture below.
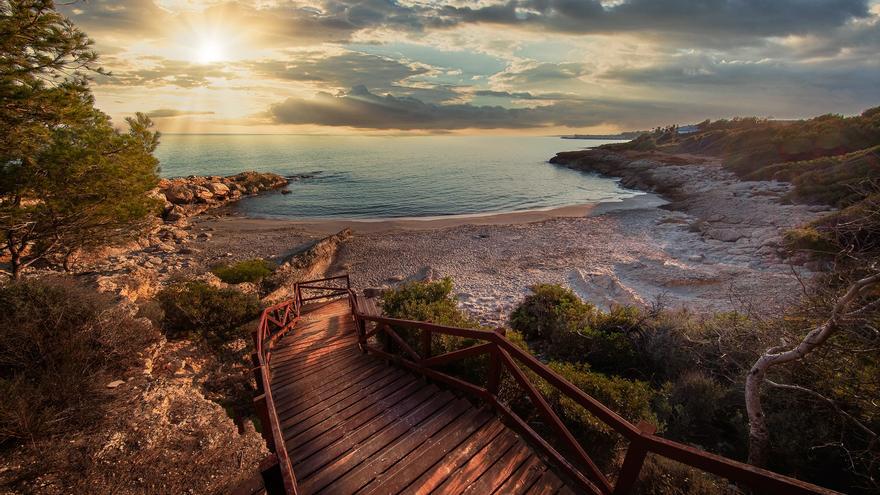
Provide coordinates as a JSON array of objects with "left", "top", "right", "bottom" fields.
[
  {"left": 157, "top": 281, "right": 261, "bottom": 342},
  {"left": 538, "top": 362, "right": 659, "bottom": 467},
  {"left": 211, "top": 258, "right": 276, "bottom": 284},
  {"left": 381, "top": 278, "right": 488, "bottom": 382},
  {"left": 0, "top": 278, "right": 158, "bottom": 444},
  {"left": 510, "top": 284, "right": 583, "bottom": 340},
  {"left": 511, "top": 284, "right": 641, "bottom": 375}
]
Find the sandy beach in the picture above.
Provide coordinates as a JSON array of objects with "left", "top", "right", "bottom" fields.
[{"left": 178, "top": 153, "right": 828, "bottom": 325}]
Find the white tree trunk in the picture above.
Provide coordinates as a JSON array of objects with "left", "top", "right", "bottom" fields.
[{"left": 745, "top": 272, "right": 880, "bottom": 467}]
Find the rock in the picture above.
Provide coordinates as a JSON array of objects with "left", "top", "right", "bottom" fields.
[
  {"left": 567, "top": 269, "right": 644, "bottom": 309},
  {"left": 705, "top": 228, "right": 747, "bottom": 242},
  {"left": 194, "top": 187, "right": 215, "bottom": 203},
  {"left": 687, "top": 254, "right": 705, "bottom": 262},
  {"left": 165, "top": 185, "right": 194, "bottom": 204},
  {"left": 206, "top": 182, "right": 230, "bottom": 196},
  {"left": 281, "top": 189, "right": 292, "bottom": 195},
  {"left": 106, "top": 380, "right": 125, "bottom": 389}
]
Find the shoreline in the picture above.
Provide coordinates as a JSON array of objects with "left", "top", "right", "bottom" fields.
[
  {"left": 92, "top": 148, "right": 828, "bottom": 326},
  {"left": 211, "top": 193, "right": 661, "bottom": 235}
]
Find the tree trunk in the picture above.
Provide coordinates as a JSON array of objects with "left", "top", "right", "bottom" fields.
[
  {"left": 744, "top": 272, "right": 880, "bottom": 468},
  {"left": 745, "top": 360, "right": 770, "bottom": 466}
]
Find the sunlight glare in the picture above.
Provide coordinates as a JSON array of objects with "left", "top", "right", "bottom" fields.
[{"left": 196, "top": 38, "right": 225, "bottom": 64}]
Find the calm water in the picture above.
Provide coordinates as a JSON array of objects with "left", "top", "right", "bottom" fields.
[{"left": 155, "top": 135, "right": 637, "bottom": 220}]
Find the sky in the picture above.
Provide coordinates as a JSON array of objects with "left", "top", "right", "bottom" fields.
[{"left": 60, "top": 0, "right": 880, "bottom": 134}]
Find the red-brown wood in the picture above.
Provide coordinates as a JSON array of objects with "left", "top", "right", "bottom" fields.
[{"left": 251, "top": 275, "right": 840, "bottom": 495}]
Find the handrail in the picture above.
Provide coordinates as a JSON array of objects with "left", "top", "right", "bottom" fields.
[
  {"left": 351, "top": 309, "right": 842, "bottom": 495},
  {"left": 252, "top": 274, "right": 351, "bottom": 494}
]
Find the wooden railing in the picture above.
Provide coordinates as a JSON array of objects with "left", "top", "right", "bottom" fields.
[
  {"left": 251, "top": 274, "right": 352, "bottom": 495},
  {"left": 252, "top": 274, "right": 840, "bottom": 495},
  {"left": 351, "top": 311, "right": 842, "bottom": 495}
]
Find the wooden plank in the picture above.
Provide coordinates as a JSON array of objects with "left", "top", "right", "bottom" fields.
[
  {"left": 321, "top": 398, "right": 473, "bottom": 494},
  {"left": 272, "top": 360, "right": 387, "bottom": 417},
  {"left": 283, "top": 371, "right": 415, "bottom": 440},
  {"left": 271, "top": 352, "right": 376, "bottom": 393},
  {"left": 429, "top": 429, "right": 520, "bottom": 495},
  {"left": 292, "top": 386, "right": 443, "bottom": 480},
  {"left": 492, "top": 455, "right": 548, "bottom": 495},
  {"left": 271, "top": 358, "right": 385, "bottom": 409},
  {"left": 459, "top": 443, "right": 532, "bottom": 495},
  {"left": 528, "top": 469, "right": 566, "bottom": 495},
  {"left": 289, "top": 379, "right": 429, "bottom": 463},
  {"left": 398, "top": 418, "right": 506, "bottom": 494},
  {"left": 278, "top": 366, "right": 403, "bottom": 428},
  {"left": 270, "top": 346, "right": 363, "bottom": 382},
  {"left": 357, "top": 408, "right": 495, "bottom": 495},
  {"left": 299, "top": 391, "right": 456, "bottom": 494}
]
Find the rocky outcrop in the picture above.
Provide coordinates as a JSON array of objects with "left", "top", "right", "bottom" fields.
[
  {"left": 155, "top": 172, "right": 288, "bottom": 223},
  {"left": 550, "top": 149, "right": 829, "bottom": 271},
  {"left": 263, "top": 228, "right": 354, "bottom": 303}
]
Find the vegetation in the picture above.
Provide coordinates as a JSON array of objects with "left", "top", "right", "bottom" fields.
[
  {"left": 211, "top": 258, "right": 277, "bottom": 284},
  {"left": 156, "top": 281, "right": 261, "bottom": 342},
  {"left": 1, "top": 0, "right": 161, "bottom": 278},
  {"left": 383, "top": 276, "right": 879, "bottom": 493},
  {"left": 0, "top": 278, "right": 158, "bottom": 444}
]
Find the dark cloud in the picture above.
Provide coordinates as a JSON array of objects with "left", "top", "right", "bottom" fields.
[
  {"left": 269, "top": 85, "right": 698, "bottom": 130},
  {"left": 436, "top": 0, "right": 871, "bottom": 40},
  {"left": 61, "top": 0, "right": 874, "bottom": 46},
  {"left": 146, "top": 109, "right": 216, "bottom": 118},
  {"left": 605, "top": 53, "right": 880, "bottom": 96}
]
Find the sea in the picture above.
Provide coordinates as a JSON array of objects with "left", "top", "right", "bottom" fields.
[{"left": 154, "top": 134, "right": 638, "bottom": 220}]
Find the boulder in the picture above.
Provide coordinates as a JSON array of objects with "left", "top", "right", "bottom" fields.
[
  {"left": 206, "top": 182, "right": 230, "bottom": 196},
  {"left": 194, "top": 187, "right": 215, "bottom": 203},
  {"left": 165, "top": 185, "right": 195, "bottom": 204},
  {"left": 164, "top": 205, "right": 187, "bottom": 222},
  {"left": 705, "top": 228, "right": 747, "bottom": 243}
]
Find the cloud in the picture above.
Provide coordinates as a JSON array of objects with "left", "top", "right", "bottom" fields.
[
  {"left": 62, "top": 0, "right": 874, "bottom": 47},
  {"left": 146, "top": 109, "right": 216, "bottom": 118},
  {"left": 251, "top": 51, "right": 428, "bottom": 91},
  {"left": 98, "top": 60, "right": 234, "bottom": 88},
  {"left": 491, "top": 62, "right": 591, "bottom": 87},
  {"left": 268, "top": 84, "right": 698, "bottom": 130},
  {"left": 435, "top": 0, "right": 871, "bottom": 41}
]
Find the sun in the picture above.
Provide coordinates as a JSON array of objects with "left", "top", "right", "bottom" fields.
[{"left": 196, "top": 38, "right": 225, "bottom": 64}]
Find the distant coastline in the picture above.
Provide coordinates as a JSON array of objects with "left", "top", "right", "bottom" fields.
[{"left": 560, "top": 132, "right": 642, "bottom": 140}]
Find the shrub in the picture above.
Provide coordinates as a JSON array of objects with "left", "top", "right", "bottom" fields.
[
  {"left": 634, "top": 456, "right": 728, "bottom": 495},
  {"left": 512, "top": 284, "right": 641, "bottom": 375},
  {"left": 510, "top": 284, "right": 584, "bottom": 340},
  {"left": 656, "top": 371, "right": 728, "bottom": 444},
  {"left": 382, "top": 277, "right": 482, "bottom": 351},
  {"left": 157, "top": 281, "right": 261, "bottom": 342},
  {"left": 537, "top": 362, "right": 659, "bottom": 467},
  {"left": 211, "top": 258, "right": 276, "bottom": 284},
  {"left": 0, "top": 278, "right": 158, "bottom": 444}
]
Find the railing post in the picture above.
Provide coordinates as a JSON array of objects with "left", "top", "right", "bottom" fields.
[
  {"left": 421, "top": 329, "right": 432, "bottom": 360},
  {"left": 613, "top": 421, "right": 656, "bottom": 495},
  {"left": 381, "top": 324, "right": 392, "bottom": 354},
  {"left": 487, "top": 327, "right": 506, "bottom": 395},
  {"left": 259, "top": 454, "right": 286, "bottom": 495},
  {"left": 251, "top": 352, "right": 264, "bottom": 394},
  {"left": 254, "top": 394, "right": 275, "bottom": 452}
]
